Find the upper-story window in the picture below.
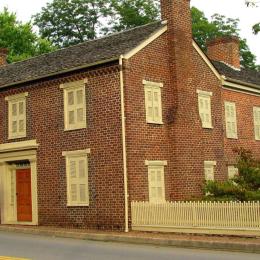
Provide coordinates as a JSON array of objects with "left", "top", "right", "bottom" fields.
[
  {"left": 60, "top": 79, "right": 87, "bottom": 131},
  {"left": 225, "top": 101, "right": 238, "bottom": 139},
  {"left": 253, "top": 107, "right": 260, "bottom": 140},
  {"left": 5, "top": 92, "right": 28, "bottom": 139},
  {"left": 197, "top": 90, "right": 213, "bottom": 129},
  {"left": 143, "top": 80, "right": 163, "bottom": 124}
]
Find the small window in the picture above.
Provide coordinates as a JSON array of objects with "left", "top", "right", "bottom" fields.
[
  {"left": 204, "top": 161, "right": 216, "bottom": 181},
  {"left": 145, "top": 160, "right": 167, "bottom": 203},
  {"left": 228, "top": 166, "right": 239, "bottom": 179},
  {"left": 60, "top": 79, "right": 87, "bottom": 131},
  {"left": 62, "top": 149, "right": 90, "bottom": 206},
  {"left": 5, "top": 93, "right": 28, "bottom": 139},
  {"left": 143, "top": 80, "right": 163, "bottom": 124},
  {"left": 253, "top": 107, "right": 260, "bottom": 140},
  {"left": 197, "top": 90, "right": 213, "bottom": 129},
  {"left": 225, "top": 102, "right": 237, "bottom": 139}
]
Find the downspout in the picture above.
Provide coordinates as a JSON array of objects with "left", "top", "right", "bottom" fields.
[{"left": 119, "top": 55, "right": 129, "bottom": 232}]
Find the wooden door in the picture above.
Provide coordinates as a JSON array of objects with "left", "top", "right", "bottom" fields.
[{"left": 16, "top": 168, "right": 32, "bottom": 222}]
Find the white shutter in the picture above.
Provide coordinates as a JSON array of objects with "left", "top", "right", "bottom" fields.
[
  {"left": 153, "top": 88, "right": 162, "bottom": 123},
  {"left": 253, "top": 107, "right": 260, "bottom": 140},
  {"left": 145, "top": 87, "right": 154, "bottom": 122},
  {"left": 67, "top": 155, "right": 89, "bottom": 206},
  {"left": 148, "top": 166, "right": 165, "bottom": 203},
  {"left": 228, "top": 166, "right": 239, "bottom": 179},
  {"left": 225, "top": 102, "right": 237, "bottom": 138},
  {"left": 198, "top": 92, "right": 212, "bottom": 128},
  {"left": 204, "top": 166, "right": 214, "bottom": 181}
]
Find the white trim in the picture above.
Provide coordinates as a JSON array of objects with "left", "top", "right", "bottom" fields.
[
  {"left": 145, "top": 160, "right": 167, "bottom": 166},
  {"left": 60, "top": 78, "right": 88, "bottom": 89},
  {"left": 142, "top": 80, "right": 163, "bottom": 88},
  {"left": 120, "top": 55, "right": 129, "bottom": 233},
  {"left": 222, "top": 79, "right": 260, "bottom": 95},
  {"left": 204, "top": 161, "right": 217, "bottom": 166},
  {"left": 196, "top": 89, "right": 213, "bottom": 97},
  {"left": 192, "top": 41, "right": 221, "bottom": 80},
  {"left": 124, "top": 26, "right": 167, "bottom": 59},
  {"left": 5, "top": 92, "right": 28, "bottom": 101},
  {"left": 0, "top": 140, "right": 38, "bottom": 153},
  {"left": 62, "top": 149, "right": 91, "bottom": 157}
]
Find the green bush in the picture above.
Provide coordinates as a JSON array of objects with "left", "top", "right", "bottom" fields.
[{"left": 203, "top": 148, "right": 260, "bottom": 201}]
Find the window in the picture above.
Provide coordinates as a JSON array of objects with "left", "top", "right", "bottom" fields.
[
  {"left": 197, "top": 90, "right": 213, "bottom": 128},
  {"left": 253, "top": 107, "right": 260, "bottom": 140},
  {"left": 62, "top": 149, "right": 90, "bottom": 206},
  {"left": 204, "top": 161, "right": 216, "bottom": 181},
  {"left": 145, "top": 160, "right": 167, "bottom": 203},
  {"left": 228, "top": 166, "right": 239, "bottom": 179},
  {"left": 60, "top": 79, "right": 87, "bottom": 131},
  {"left": 143, "top": 80, "right": 163, "bottom": 124},
  {"left": 5, "top": 93, "right": 28, "bottom": 139},
  {"left": 225, "top": 102, "right": 237, "bottom": 139}
]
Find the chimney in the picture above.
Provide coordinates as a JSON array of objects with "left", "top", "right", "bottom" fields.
[
  {"left": 0, "top": 48, "right": 8, "bottom": 66},
  {"left": 206, "top": 36, "right": 240, "bottom": 69}
]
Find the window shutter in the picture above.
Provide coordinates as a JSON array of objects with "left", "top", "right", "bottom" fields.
[
  {"left": 145, "top": 87, "right": 154, "bottom": 122},
  {"left": 205, "top": 166, "right": 214, "bottom": 181},
  {"left": 198, "top": 93, "right": 212, "bottom": 128},
  {"left": 253, "top": 107, "right": 260, "bottom": 140},
  {"left": 153, "top": 88, "right": 162, "bottom": 123},
  {"left": 225, "top": 102, "right": 237, "bottom": 138},
  {"left": 228, "top": 166, "right": 239, "bottom": 179}
]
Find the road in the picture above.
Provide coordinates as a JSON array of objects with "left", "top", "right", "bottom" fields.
[{"left": 0, "top": 231, "right": 259, "bottom": 260}]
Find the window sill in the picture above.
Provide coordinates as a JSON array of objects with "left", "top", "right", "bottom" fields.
[
  {"left": 8, "top": 134, "right": 27, "bottom": 140},
  {"left": 64, "top": 126, "right": 87, "bottom": 132},
  {"left": 202, "top": 126, "right": 213, "bottom": 129},
  {"left": 226, "top": 136, "right": 238, "bottom": 140},
  {"left": 147, "top": 121, "right": 164, "bottom": 125},
  {"left": 67, "top": 204, "right": 89, "bottom": 207}
]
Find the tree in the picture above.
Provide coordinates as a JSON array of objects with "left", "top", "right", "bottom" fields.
[
  {"left": 33, "top": 0, "right": 112, "bottom": 48},
  {"left": 246, "top": 0, "right": 260, "bottom": 34},
  {"left": 0, "top": 8, "right": 55, "bottom": 63},
  {"left": 204, "top": 148, "right": 260, "bottom": 201}
]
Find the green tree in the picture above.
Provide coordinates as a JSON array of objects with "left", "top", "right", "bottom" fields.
[
  {"left": 246, "top": 0, "right": 260, "bottom": 34},
  {"left": 204, "top": 148, "right": 260, "bottom": 201},
  {"left": 33, "top": 0, "right": 112, "bottom": 48},
  {"left": 0, "top": 7, "right": 55, "bottom": 63}
]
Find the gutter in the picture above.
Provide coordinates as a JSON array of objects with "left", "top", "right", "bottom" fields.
[
  {"left": 119, "top": 55, "right": 129, "bottom": 232},
  {"left": 222, "top": 76, "right": 260, "bottom": 90},
  {"left": 0, "top": 57, "right": 119, "bottom": 89}
]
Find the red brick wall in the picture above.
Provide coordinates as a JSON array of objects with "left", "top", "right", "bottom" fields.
[
  {"left": 0, "top": 63, "right": 126, "bottom": 230},
  {"left": 223, "top": 89, "right": 260, "bottom": 164}
]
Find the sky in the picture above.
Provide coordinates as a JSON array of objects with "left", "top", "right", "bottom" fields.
[{"left": 0, "top": 0, "right": 259, "bottom": 63}]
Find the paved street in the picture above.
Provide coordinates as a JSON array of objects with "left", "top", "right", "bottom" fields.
[{"left": 0, "top": 231, "right": 259, "bottom": 260}]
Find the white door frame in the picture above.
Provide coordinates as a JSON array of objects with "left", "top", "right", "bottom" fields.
[{"left": 0, "top": 140, "right": 39, "bottom": 225}]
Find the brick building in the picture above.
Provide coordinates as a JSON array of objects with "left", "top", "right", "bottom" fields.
[{"left": 0, "top": 0, "right": 259, "bottom": 231}]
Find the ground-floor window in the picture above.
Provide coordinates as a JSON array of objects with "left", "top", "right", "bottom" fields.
[{"left": 204, "top": 161, "right": 216, "bottom": 181}]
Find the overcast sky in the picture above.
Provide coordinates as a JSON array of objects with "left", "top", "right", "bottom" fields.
[{"left": 0, "top": 0, "right": 259, "bottom": 63}]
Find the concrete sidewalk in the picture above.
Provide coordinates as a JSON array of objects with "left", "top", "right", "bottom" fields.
[{"left": 0, "top": 225, "right": 259, "bottom": 254}]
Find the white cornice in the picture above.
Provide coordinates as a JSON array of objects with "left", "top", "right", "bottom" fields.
[{"left": 0, "top": 140, "right": 39, "bottom": 153}]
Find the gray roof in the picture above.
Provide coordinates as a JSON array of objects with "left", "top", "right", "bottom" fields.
[
  {"left": 213, "top": 61, "right": 260, "bottom": 87},
  {"left": 0, "top": 21, "right": 164, "bottom": 88}
]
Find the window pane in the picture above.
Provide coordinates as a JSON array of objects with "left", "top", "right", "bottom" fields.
[
  {"left": 70, "top": 161, "right": 76, "bottom": 178},
  {"left": 154, "top": 92, "right": 158, "bottom": 102},
  {"left": 19, "top": 120, "right": 24, "bottom": 132},
  {"left": 78, "top": 160, "right": 85, "bottom": 178},
  {"left": 76, "top": 89, "right": 83, "bottom": 104},
  {"left": 77, "top": 108, "right": 84, "bottom": 123},
  {"left": 71, "top": 184, "right": 77, "bottom": 202},
  {"left": 148, "top": 91, "right": 152, "bottom": 101},
  {"left": 68, "top": 91, "right": 74, "bottom": 106},
  {"left": 12, "top": 121, "right": 17, "bottom": 133},
  {"left": 79, "top": 184, "right": 87, "bottom": 202},
  {"left": 69, "top": 110, "right": 75, "bottom": 124},
  {"left": 19, "top": 102, "right": 24, "bottom": 115},
  {"left": 12, "top": 103, "right": 17, "bottom": 116}
]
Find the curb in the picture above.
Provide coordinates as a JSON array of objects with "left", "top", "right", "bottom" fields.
[{"left": 0, "top": 226, "right": 259, "bottom": 254}]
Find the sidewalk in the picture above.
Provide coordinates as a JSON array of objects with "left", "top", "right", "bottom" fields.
[{"left": 0, "top": 225, "right": 259, "bottom": 254}]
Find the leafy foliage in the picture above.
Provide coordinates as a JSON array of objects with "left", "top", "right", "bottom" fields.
[
  {"left": 0, "top": 8, "right": 55, "bottom": 63},
  {"left": 245, "top": 0, "right": 260, "bottom": 34},
  {"left": 204, "top": 148, "right": 260, "bottom": 201}
]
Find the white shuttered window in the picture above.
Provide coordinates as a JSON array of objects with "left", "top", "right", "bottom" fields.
[
  {"left": 197, "top": 90, "right": 213, "bottom": 128},
  {"left": 63, "top": 149, "right": 90, "bottom": 206},
  {"left": 145, "top": 161, "right": 167, "bottom": 203},
  {"left": 143, "top": 80, "right": 163, "bottom": 124},
  {"left": 228, "top": 166, "right": 239, "bottom": 179},
  {"left": 204, "top": 161, "right": 216, "bottom": 181},
  {"left": 61, "top": 79, "right": 87, "bottom": 131},
  {"left": 5, "top": 93, "right": 28, "bottom": 139},
  {"left": 253, "top": 107, "right": 260, "bottom": 140},
  {"left": 225, "top": 102, "right": 238, "bottom": 139}
]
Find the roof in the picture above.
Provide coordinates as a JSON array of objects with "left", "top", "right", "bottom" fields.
[
  {"left": 0, "top": 21, "right": 165, "bottom": 88},
  {"left": 213, "top": 61, "right": 260, "bottom": 87}
]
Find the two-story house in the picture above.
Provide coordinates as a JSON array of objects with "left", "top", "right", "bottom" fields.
[{"left": 0, "top": 0, "right": 259, "bottom": 232}]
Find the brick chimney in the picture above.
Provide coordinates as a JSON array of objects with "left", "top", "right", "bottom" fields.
[
  {"left": 0, "top": 48, "right": 8, "bottom": 66},
  {"left": 206, "top": 36, "right": 240, "bottom": 69},
  {"left": 160, "top": 1, "right": 205, "bottom": 200}
]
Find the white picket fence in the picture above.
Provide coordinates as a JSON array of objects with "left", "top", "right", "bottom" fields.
[{"left": 131, "top": 201, "right": 260, "bottom": 236}]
